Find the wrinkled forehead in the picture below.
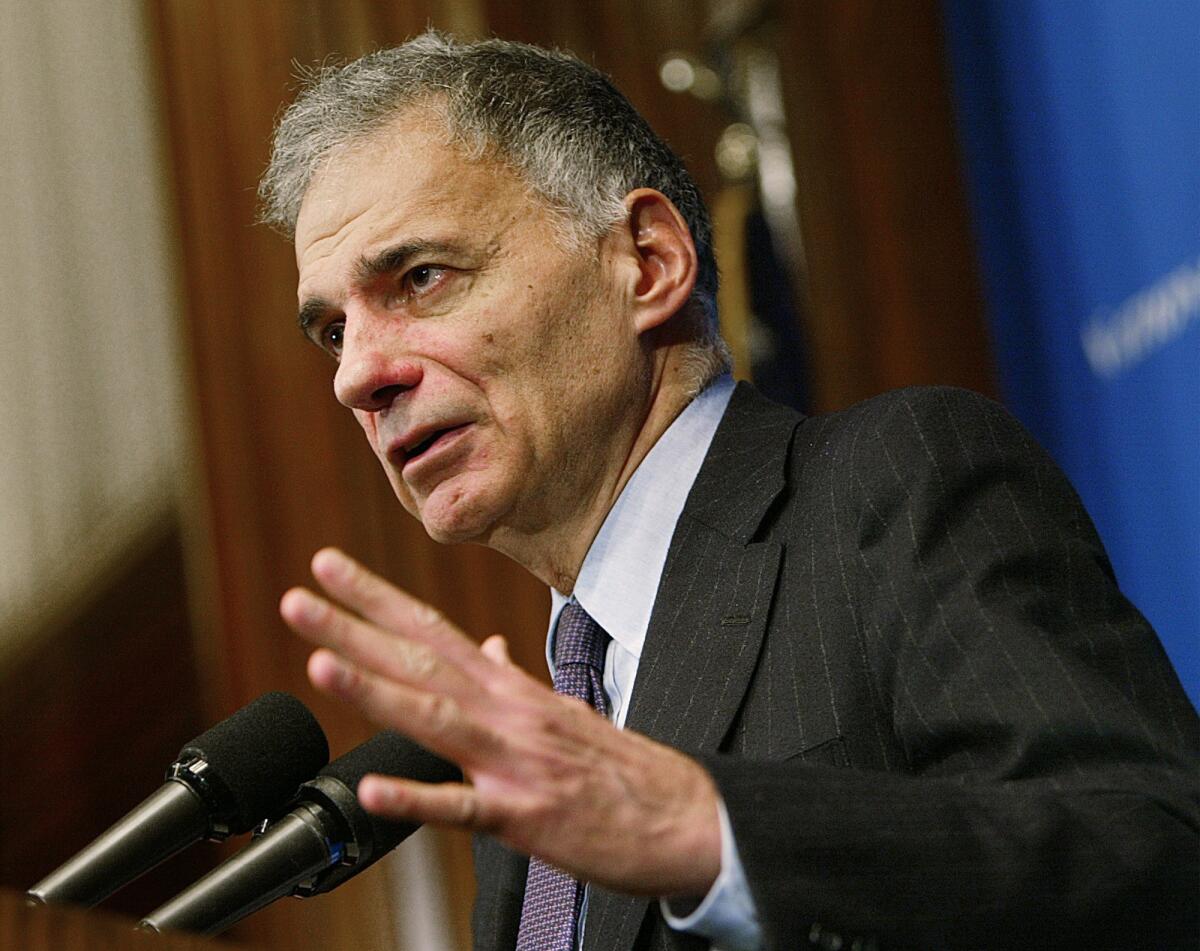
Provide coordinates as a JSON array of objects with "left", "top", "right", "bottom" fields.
[
  {"left": 294, "top": 107, "right": 584, "bottom": 282},
  {"left": 295, "top": 117, "right": 480, "bottom": 260},
  {"left": 297, "top": 96, "right": 503, "bottom": 218}
]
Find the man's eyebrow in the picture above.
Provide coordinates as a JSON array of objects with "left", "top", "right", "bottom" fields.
[
  {"left": 353, "top": 240, "right": 456, "bottom": 284},
  {"left": 297, "top": 297, "right": 334, "bottom": 337}
]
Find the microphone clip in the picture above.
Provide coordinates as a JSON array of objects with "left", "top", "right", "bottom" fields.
[{"left": 166, "top": 756, "right": 234, "bottom": 841}]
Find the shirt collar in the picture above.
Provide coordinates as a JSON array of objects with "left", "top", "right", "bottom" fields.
[{"left": 548, "top": 375, "right": 735, "bottom": 665}]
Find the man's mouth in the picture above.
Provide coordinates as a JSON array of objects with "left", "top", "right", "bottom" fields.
[{"left": 401, "top": 423, "right": 470, "bottom": 466}]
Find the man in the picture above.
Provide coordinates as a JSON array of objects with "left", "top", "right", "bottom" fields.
[{"left": 267, "top": 33, "right": 1198, "bottom": 951}]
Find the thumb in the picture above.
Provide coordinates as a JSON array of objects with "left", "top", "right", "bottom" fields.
[{"left": 480, "top": 634, "right": 513, "bottom": 666}]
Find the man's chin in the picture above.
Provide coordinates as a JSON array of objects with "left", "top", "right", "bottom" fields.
[
  {"left": 411, "top": 484, "right": 501, "bottom": 546},
  {"left": 421, "top": 519, "right": 486, "bottom": 546}
]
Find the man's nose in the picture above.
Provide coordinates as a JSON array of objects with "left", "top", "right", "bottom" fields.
[{"left": 333, "top": 317, "right": 424, "bottom": 412}]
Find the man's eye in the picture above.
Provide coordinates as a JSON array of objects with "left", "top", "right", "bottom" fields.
[
  {"left": 321, "top": 321, "right": 345, "bottom": 357},
  {"left": 405, "top": 265, "right": 445, "bottom": 294}
]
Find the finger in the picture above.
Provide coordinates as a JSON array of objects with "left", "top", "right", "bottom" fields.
[
  {"left": 480, "top": 634, "right": 512, "bottom": 666},
  {"left": 282, "top": 587, "right": 474, "bottom": 696},
  {"left": 306, "top": 649, "right": 502, "bottom": 767},
  {"left": 310, "top": 548, "right": 484, "bottom": 669},
  {"left": 357, "top": 775, "right": 496, "bottom": 832}
]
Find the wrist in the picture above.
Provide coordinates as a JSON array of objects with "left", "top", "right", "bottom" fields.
[
  {"left": 660, "top": 761, "right": 722, "bottom": 897},
  {"left": 660, "top": 795, "right": 762, "bottom": 950}
]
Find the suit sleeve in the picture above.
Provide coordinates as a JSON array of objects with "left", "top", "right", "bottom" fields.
[{"left": 702, "top": 387, "right": 1199, "bottom": 951}]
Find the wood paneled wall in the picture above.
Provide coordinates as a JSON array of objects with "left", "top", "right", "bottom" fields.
[
  {"left": 779, "top": 2, "right": 996, "bottom": 409},
  {"left": 142, "top": 2, "right": 995, "bottom": 949}
]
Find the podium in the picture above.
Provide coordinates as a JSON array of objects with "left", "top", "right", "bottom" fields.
[{"left": 0, "top": 887, "right": 259, "bottom": 950}]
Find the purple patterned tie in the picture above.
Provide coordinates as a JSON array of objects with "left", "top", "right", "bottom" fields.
[{"left": 515, "top": 601, "right": 611, "bottom": 951}]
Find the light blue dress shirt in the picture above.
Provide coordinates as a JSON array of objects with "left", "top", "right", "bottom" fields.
[{"left": 545, "top": 375, "right": 762, "bottom": 951}]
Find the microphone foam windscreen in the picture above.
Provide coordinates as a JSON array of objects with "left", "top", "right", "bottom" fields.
[
  {"left": 320, "top": 731, "right": 460, "bottom": 853},
  {"left": 178, "top": 692, "right": 329, "bottom": 833}
]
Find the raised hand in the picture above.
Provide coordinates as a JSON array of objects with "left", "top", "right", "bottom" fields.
[{"left": 279, "top": 547, "right": 721, "bottom": 898}]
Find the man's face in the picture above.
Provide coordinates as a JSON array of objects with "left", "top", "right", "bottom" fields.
[{"left": 294, "top": 113, "right": 649, "bottom": 551}]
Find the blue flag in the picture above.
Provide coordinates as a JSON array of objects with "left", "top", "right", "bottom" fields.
[{"left": 943, "top": 0, "right": 1200, "bottom": 705}]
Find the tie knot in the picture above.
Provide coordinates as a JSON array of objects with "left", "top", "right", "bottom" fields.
[{"left": 553, "top": 601, "right": 609, "bottom": 673}]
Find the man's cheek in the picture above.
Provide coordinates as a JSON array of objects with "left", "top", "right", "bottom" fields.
[{"left": 354, "top": 409, "right": 381, "bottom": 449}]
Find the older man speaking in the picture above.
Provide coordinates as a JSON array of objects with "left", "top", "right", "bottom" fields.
[{"left": 267, "top": 32, "right": 1198, "bottom": 951}]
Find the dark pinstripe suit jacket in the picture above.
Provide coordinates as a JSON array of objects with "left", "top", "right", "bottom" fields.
[{"left": 471, "top": 383, "right": 1199, "bottom": 951}]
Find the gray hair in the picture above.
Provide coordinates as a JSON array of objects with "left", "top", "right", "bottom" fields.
[{"left": 259, "top": 31, "right": 729, "bottom": 392}]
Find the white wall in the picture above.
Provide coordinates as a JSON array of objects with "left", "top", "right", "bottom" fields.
[{"left": 0, "top": 0, "right": 186, "bottom": 657}]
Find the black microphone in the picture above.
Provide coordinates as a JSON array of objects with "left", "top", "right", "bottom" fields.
[
  {"left": 27, "top": 691, "right": 329, "bottom": 908},
  {"left": 138, "top": 731, "right": 460, "bottom": 936}
]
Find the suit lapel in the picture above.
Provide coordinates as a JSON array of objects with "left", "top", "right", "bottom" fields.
[
  {"left": 583, "top": 385, "right": 798, "bottom": 951},
  {"left": 631, "top": 383, "right": 797, "bottom": 751},
  {"left": 625, "top": 528, "right": 783, "bottom": 751}
]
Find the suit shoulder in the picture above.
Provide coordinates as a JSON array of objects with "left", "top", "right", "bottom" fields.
[
  {"left": 785, "top": 385, "right": 1091, "bottom": 544},
  {"left": 810, "top": 384, "right": 1013, "bottom": 434},
  {"left": 797, "top": 385, "right": 1045, "bottom": 467}
]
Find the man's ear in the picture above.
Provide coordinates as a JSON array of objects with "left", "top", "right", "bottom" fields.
[{"left": 622, "top": 188, "right": 699, "bottom": 335}]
